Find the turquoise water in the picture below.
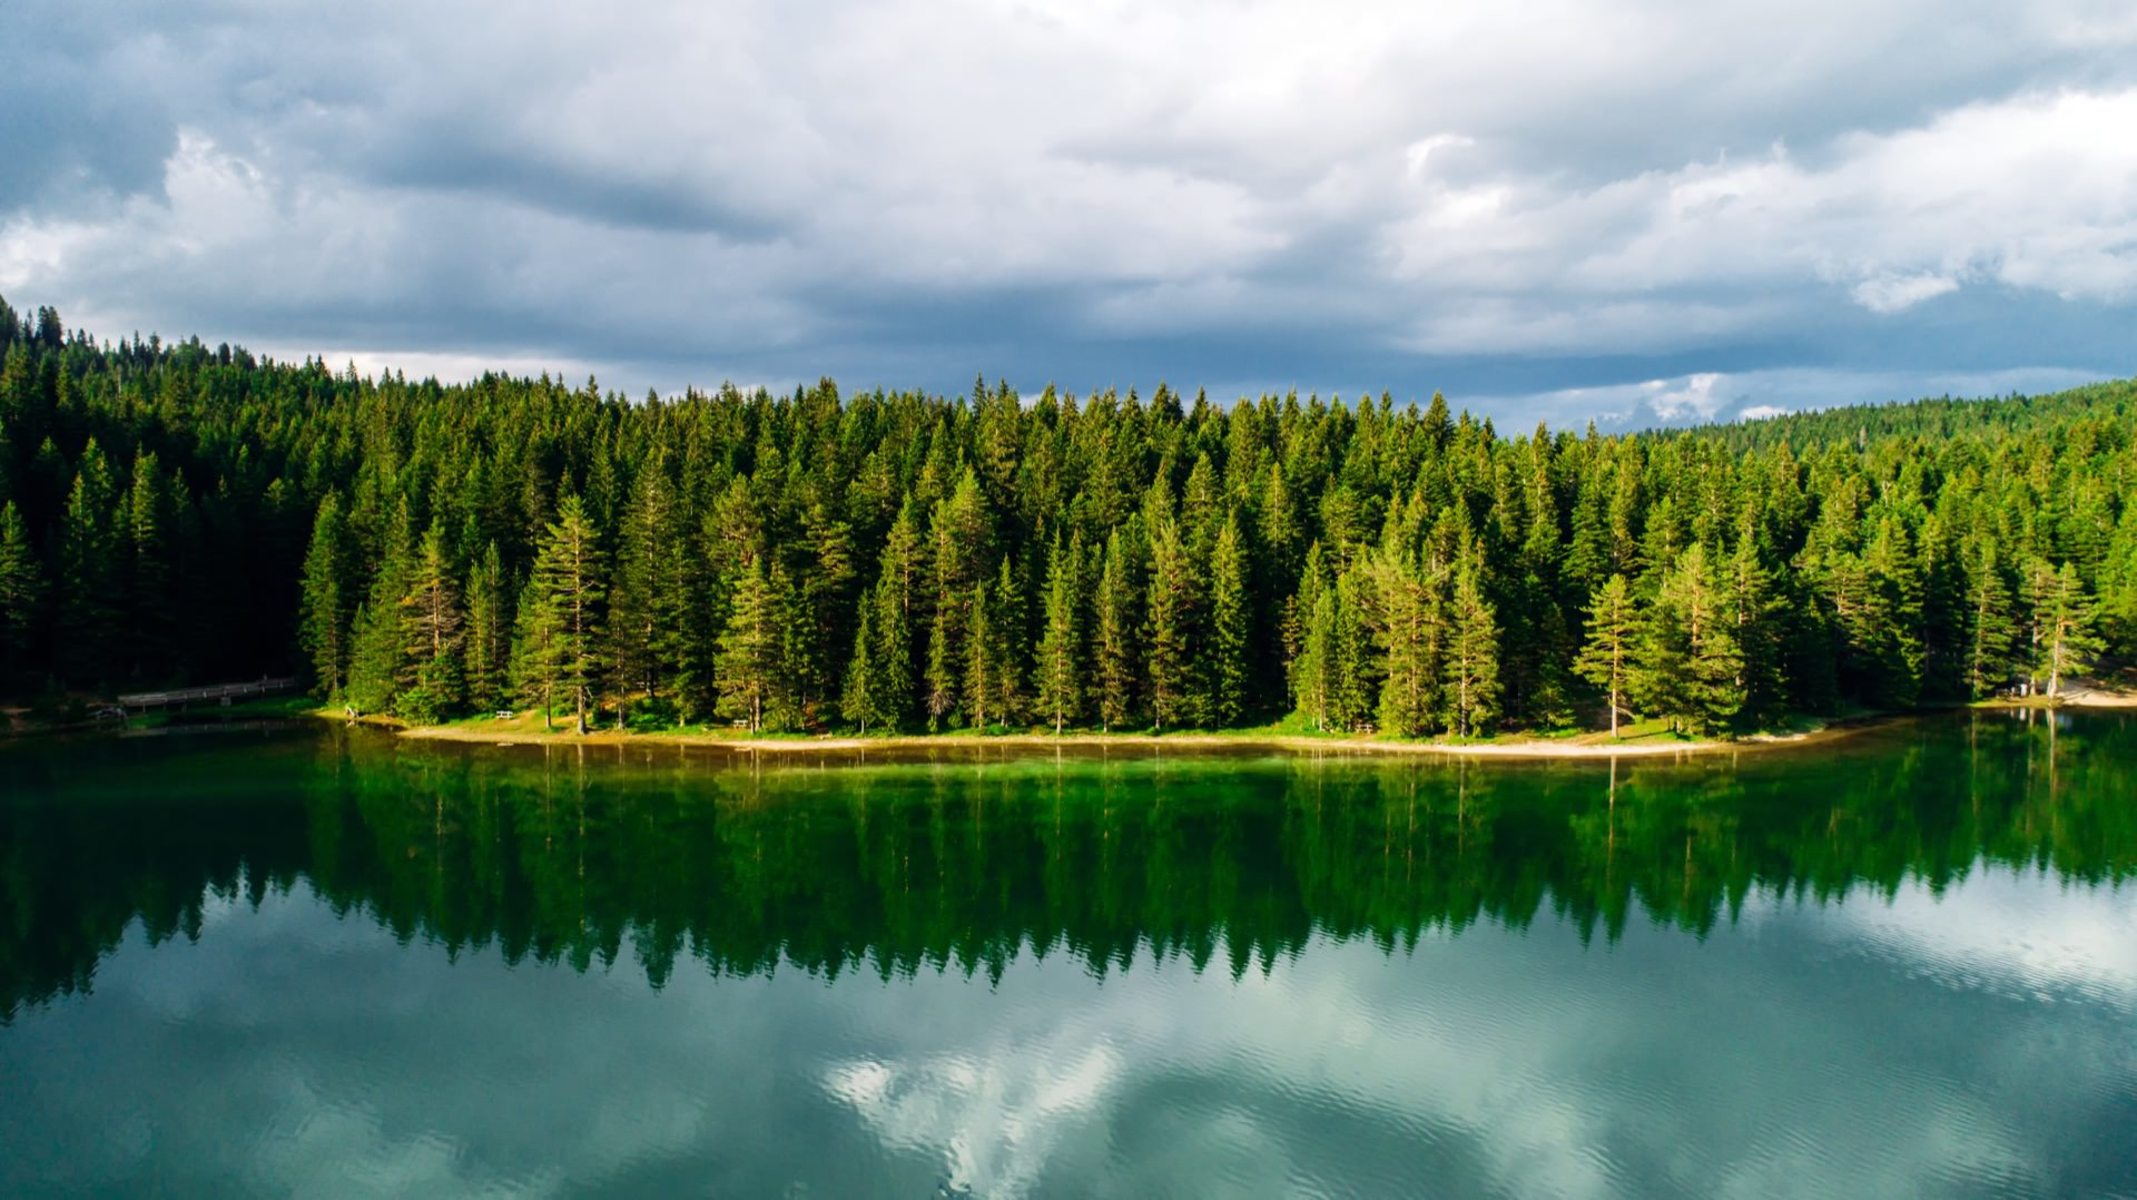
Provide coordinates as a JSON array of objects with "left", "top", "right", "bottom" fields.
[{"left": 3, "top": 713, "right": 2133, "bottom": 1197}]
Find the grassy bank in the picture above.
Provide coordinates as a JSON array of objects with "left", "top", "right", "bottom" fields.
[{"left": 327, "top": 706, "right": 1868, "bottom": 760}]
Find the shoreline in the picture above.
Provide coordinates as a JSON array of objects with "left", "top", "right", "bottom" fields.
[
  {"left": 386, "top": 715, "right": 1883, "bottom": 760},
  {"left": 351, "top": 687, "right": 2134, "bottom": 761}
]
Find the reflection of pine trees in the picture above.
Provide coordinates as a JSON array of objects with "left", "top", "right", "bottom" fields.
[{"left": 6, "top": 714, "right": 2137, "bottom": 1017}]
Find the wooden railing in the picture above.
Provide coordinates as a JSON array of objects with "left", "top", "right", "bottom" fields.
[{"left": 116, "top": 678, "right": 300, "bottom": 710}]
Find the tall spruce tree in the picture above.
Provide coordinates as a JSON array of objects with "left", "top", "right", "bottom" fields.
[
  {"left": 715, "top": 560, "right": 780, "bottom": 733},
  {"left": 2029, "top": 560, "right": 2105, "bottom": 699},
  {"left": 346, "top": 502, "right": 416, "bottom": 715},
  {"left": 1653, "top": 543, "right": 1745, "bottom": 735},
  {"left": 523, "top": 494, "right": 606, "bottom": 734},
  {"left": 464, "top": 540, "right": 510, "bottom": 712},
  {"left": 0, "top": 501, "right": 44, "bottom": 687},
  {"left": 986, "top": 556, "right": 1023, "bottom": 723},
  {"left": 125, "top": 453, "right": 175, "bottom": 680},
  {"left": 1296, "top": 588, "right": 1338, "bottom": 732},
  {"left": 1374, "top": 540, "right": 1443, "bottom": 739},
  {"left": 56, "top": 439, "right": 120, "bottom": 685},
  {"left": 1094, "top": 528, "right": 1139, "bottom": 731},
  {"left": 1443, "top": 553, "right": 1501, "bottom": 738},
  {"left": 1033, "top": 531, "right": 1083, "bottom": 733},
  {"left": 1146, "top": 519, "right": 1197, "bottom": 730},
  {"left": 608, "top": 465, "right": 685, "bottom": 718},
  {"left": 1962, "top": 540, "right": 2017, "bottom": 699},
  {"left": 841, "top": 598, "right": 884, "bottom": 734},
  {"left": 299, "top": 492, "right": 354, "bottom": 698},
  {"left": 963, "top": 578, "right": 993, "bottom": 728},
  {"left": 1208, "top": 514, "right": 1250, "bottom": 726},
  {"left": 1574, "top": 573, "right": 1639, "bottom": 737},
  {"left": 1329, "top": 564, "right": 1378, "bottom": 732},
  {"left": 396, "top": 522, "right": 465, "bottom": 723}
]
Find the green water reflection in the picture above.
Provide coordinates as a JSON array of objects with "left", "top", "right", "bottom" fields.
[
  {"left": 6, "top": 711, "right": 2132, "bottom": 1012},
  {"left": 0, "top": 711, "right": 2132, "bottom": 1197}
]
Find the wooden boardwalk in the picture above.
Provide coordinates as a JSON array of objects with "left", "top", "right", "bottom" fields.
[{"left": 116, "top": 678, "right": 300, "bottom": 710}]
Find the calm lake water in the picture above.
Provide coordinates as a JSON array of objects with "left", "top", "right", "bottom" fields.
[{"left": 3, "top": 713, "right": 2134, "bottom": 1198}]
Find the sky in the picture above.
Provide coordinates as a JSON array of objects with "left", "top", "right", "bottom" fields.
[{"left": 4, "top": 0, "right": 2136, "bottom": 429}]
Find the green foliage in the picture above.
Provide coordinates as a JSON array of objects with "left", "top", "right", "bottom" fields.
[
  {"left": 0, "top": 502, "right": 44, "bottom": 686},
  {"left": 1207, "top": 515, "right": 1250, "bottom": 726},
  {"left": 299, "top": 493, "right": 353, "bottom": 698},
  {"left": 2026, "top": 560, "right": 2105, "bottom": 698},
  {"left": 1574, "top": 574, "right": 1638, "bottom": 736},
  {"left": 395, "top": 522, "right": 465, "bottom": 722},
  {"left": 1094, "top": 528, "right": 1140, "bottom": 731},
  {"left": 1443, "top": 550, "right": 1501, "bottom": 738},
  {"left": 1, "top": 294, "right": 2134, "bottom": 733},
  {"left": 1033, "top": 531, "right": 1083, "bottom": 733},
  {"left": 715, "top": 561, "right": 780, "bottom": 733}
]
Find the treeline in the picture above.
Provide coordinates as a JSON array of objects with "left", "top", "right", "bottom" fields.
[{"left": 0, "top": 294, "right": 2132, "bottom": 735}]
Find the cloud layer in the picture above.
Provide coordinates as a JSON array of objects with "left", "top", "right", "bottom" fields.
[{"left": 4, "top": 0, "right": 2137, "bottom": 421}]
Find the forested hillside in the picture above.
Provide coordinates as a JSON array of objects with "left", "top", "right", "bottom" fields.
[{"left": 0, "top": 295, "right": 2129, "bottom": 736}]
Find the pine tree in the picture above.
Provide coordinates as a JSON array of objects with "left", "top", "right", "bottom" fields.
[
  {"left": 1724, "top": 518, "right": 1785, "bottom": 720},
  {"left": 607, "top": 465, "right": 684, "bottom": 720},
  {"left": 1146, "top": 519, "right": 1197, "bottom": 730},
  {"left": 525, "top": 494, "right": 606, "bottom": 734},
  {"left": 395, "top": 522, "right": 465, "bottom": 723},
  {"left": 509, "top": 576, "right": 561, "bottom": 728},
  {"left": 963, "top": 578, "right": 993, "bottom": 728},
  {"left": 1208, "top": 514, "right": 1250, "bottom": 726},
  {"left": 1094, "top": 528, "right": 1139, "bottom": 731},
  {"left": 1033, "top": 531, "right": 1082, "bottom": 733},
  {"left": 56, "top": 439, "right": 120, "bottom": 685},
  {"left": 715, "top": 561, "right": 780, "bottom": 733},
  {"left": 125, "top": 453, "right": 175, "bottom": 679},
  {"left": 2029, "top": 560, "right": 2105, "bottom": 700},
  {"left": 986, "top": 556, "right": 1023, "bottom": 723},
  {"left": 464, "top": 540, "right": 510, "bottom": 712},
  {"left": 924, "top": 469, "right": 993, "bottom": 722},
  {"left": 1295, "top": 588, "right": 1338, "bottom": 731},
  {"left": 841, "top": 597, "right": 883, "bottom": 733},
  {"left": 1443, "top": 554, "right": 1501, "bottom": 738},
  {"left": 1329, "top": 564, "right": 1378, "bottom": 732},
  {"left": 1962, "top": 540, "right": 2016, "bottom": 699},
  {"left": 802, "top": 506, "right": 860, "bottom": 717},
  {"left": 1574, "top": 573, "right": 1639, "bottom": 737},
  {"left": 871, "top": 573, "right": 914, "bottom": 729},
  {"left": 0, "top": 501, "right": 45, "bottom": 686},
  {"left": 1651, "top": 543, "right": 1745, "bottom": 735},
  {"left": 924, "top": 604, "right": 957, "bottom": 731},
  {"left": 1373, "top": 542, "right": 1443, "bottom": 739},
  {"left": 1858, "top": 517, "right": 1925, "bottom": 707},
  {"left": 346, "top": 502, "right": 415, "bottom": 716},
  {"left": 298, "top": 492, "right": 354, "bottom": 698}
]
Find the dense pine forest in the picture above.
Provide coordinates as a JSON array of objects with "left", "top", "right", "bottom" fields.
[{"left": 0, "top": 294, "right": 2130, "bottom": 737}]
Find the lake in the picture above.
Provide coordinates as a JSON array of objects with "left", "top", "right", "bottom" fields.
[{"left": 2, "top": 712, "right": 2133, "bottom": 1198}]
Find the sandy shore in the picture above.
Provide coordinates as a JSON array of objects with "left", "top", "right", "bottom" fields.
[
  {"left": 356, "top": 681, "right": 2137, "bottom": 762},
  {"left": 389, "top": 719, "right": 1868, "bottom": 760}
]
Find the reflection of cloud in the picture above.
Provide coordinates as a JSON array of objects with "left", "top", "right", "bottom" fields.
[
  {"left": 7, "top": 871, "right": 2134, "bottom": 1197},
  {"left": 249, "top": 1088, "right": 562, "bottom": 1200},
  {"left": 1831, "top": 870, "right": 2137, "bottom": 1006},
  {"left": 825, "top": 1044, "right": 1120, "bottom": 1197}
]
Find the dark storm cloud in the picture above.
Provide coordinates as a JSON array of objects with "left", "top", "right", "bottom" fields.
[{"left": 3, "top": 0, "right": 2136, "bottom": 421}]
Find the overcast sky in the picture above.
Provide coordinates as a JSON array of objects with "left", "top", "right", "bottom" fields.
[{"left": 4, "top": 0, "right": 2136, "bottom": 428}]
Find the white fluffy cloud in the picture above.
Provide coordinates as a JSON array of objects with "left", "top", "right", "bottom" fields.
[{"left": 3, "top": 0, "right": 2136, "bottom": 409}]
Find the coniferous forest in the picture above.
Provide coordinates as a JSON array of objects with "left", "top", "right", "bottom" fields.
[{"left": 0, "top": 294, "right": 2131, "bottom": 737}]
